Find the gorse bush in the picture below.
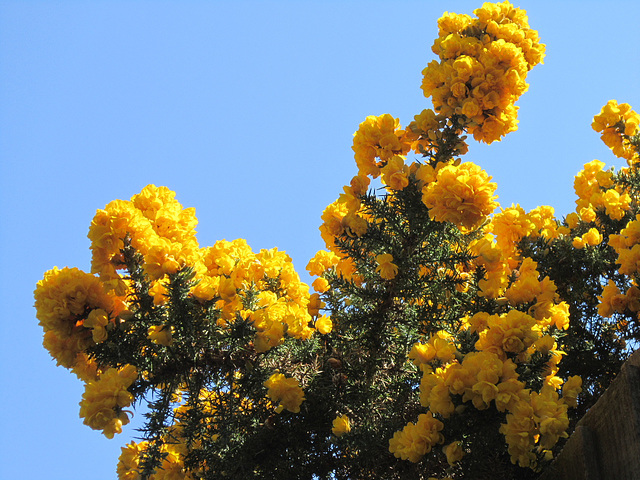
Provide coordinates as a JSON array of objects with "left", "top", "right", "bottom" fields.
[{"left": 34, "top": 2, "right": 640, "bottom": 479}]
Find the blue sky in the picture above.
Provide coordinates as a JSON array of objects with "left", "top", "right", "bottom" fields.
[{"left": 1, "top": 1, "right": 639, "bottom": 479}]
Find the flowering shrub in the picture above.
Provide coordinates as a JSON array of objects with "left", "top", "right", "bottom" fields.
[{"left": 34, "top": 2, "right": 640, "bottom": 479}]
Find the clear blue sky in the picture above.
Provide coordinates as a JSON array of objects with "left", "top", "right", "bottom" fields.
[{"left": 1, "top": 1, "right": 639, "bottom": 479}]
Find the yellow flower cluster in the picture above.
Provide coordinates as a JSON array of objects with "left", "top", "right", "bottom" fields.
[
  {"left": 510, "top": 260, "right": 570, "bottom": 331},
  {"left": 499, "top": 386, "right": 564, "bottom": 467},
  {"left": 88, "top": 185, "right": 199, "bottom": 293},
  {"left": 422, "top": 161, "right": 498, "bottom": 231},
  {"left": 610, "top": 215, "right": 640, "bottom": 277},
  {"left": 413, "top": 330, "right": 577, "bottom": 467},
  {"left": 319, "top": 198, "right": 367, "bottom": 249},
  {"left": 318, "top": 159, "right": 499, "bottom": 292},
  {"left": 380, "top": 155, "right": 411, "bottom": 191},
  {"left": 41, "top": 184, "right": 324, "bottom": 381},
  {"left": 315, "top": 180, "right": 370, "bottom": 286},
  {"left": 117, "top": 440, "right": 197, "bottom": 480},
  {"left": 592, "top": 100, "right": 640, "bottom": 164},
  {"left": 404, "top": 108, "right": 469, "bottom": 157},
  {"left": 500, "top": 375, "right": 580, "bottom": 466},
  {"left": 88, "top": 185, "right": 320, "bottom": 352},
  {"left": 352, "top": 114, "right": 411, "bottom": 178},
  {"left": 421, "top": 1, "right": 545, "bottom": 144},
  {"left": 597, "top": 279, "right": 640, "bottom": 318},
  {"left": 34, "top": 266, "right": 124, "bottom": 377},
  {"left": 117, "top": 389, "right": 250, "bottom": 479},
  {"left": 394, "top": 249, "right": 573, "bottom": 465},
  {"left": 572, "top": 227, "right": 603, "bottom": 249},
  {"left": 563, "top": 153, "right": 640, "bottom": 328},
  {"left": 573, "top": 159, "right": 631, "bottom": 222},
  {"left": 117, "top": 441, "right": 149, "bottom": 480},
  {"left": 490, "top": 205, "right": 559, "bottom": 265},
  {"left": 200, "top": 240, "right": 315, "bottom": 352},
  {"left": 306, "top": 249, "right": 340, "bottom": 277},
  {"left": 264, "top": 372, "right": 305, "bottom": 413},
  {"left": 469, "top": 233, "right": 511, "bottom": 298},
  {"left": 409, "top": 331, "right": 457, "bottom": 367},
  {"left": 469, "top": 205, "right": 563, "bottom": 299},
  {"left": 43, "top": 2, "right": 640, "bottom": 474},
  {"left": 79, "top": 365, "right": 138, "bottom": 439},
  {"left": 388, "top": 412, "right": 444, "bottom": 463},
  {"left": 38, "top": 185, "right": 334, "bottom": 451},
  {"left": 475, "top": 310, "right": 539, "bottom": 356},
  {"left": 320, "top": 173, "right": 373, "bottom": 246}
]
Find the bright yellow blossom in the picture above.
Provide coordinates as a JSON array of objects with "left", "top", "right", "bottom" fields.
[
  {"left": 388, "top": 412, "right": 444, "bottom": 463},
  {"left": 592, "top": 100, "right": 640, "bottom": 163},
  {"left": 375, "top": 253, "right": 399, "bottom": 280},
  {"left": 315, "top": 315, "right": 333, "bottom": 335},
  {"left": 79, "top": 365, "right": 138, "bottom": 438},
  {"left": 352, "top": 114, "right": 411, "bottom": 177},
  {"left": 147, "top": 325, "right": 174, "bottom": 346},
  {"left": 264, "top": 373, "right": 305, "bottom": 414},
  {"left": 332, "top": 415, "right": 351, "bottom": 436},
  {"left": 422, "top": 162, "right": 498, "bottom": 231}
]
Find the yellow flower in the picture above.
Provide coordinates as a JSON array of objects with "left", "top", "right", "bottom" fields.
[
  {"left": 583, "top": 227, "right": 603, "bottom": 246},
  {"left": 530, "top": 386, "right": 570, "bottom": 450},
  {"left": 117, "top": 441, "right": 149, "bottom": 480},
  {"left": 264, "top": 373, "right": 305, "bottom": 414},
  {"left": 332, "top": 415, "right": 351, "bottom": 436},
  {"left": 319, "top": 199, "right": 350, "bottom": 250},
  {"left": 147, "top": 325, "right": 174, "bottom": 346},
  {"left": 443, "top": 441, "right": 464, "bottom": 466},
  {"left": 475, "top": 310, "right": 539, "bottom": 358},
  {"left": 34, "top": 266, "right": 124, "bottom": 368},
  {"left": 561, "top": 375, "right": 582, "bottom": 408},
  {"left": 495, "top": 378, "right": 526, "bottom": 412},
  {"left": 505, "top": 257, "right": 542, "bottom": 305},
  {"left": 307, "top": 293, "right": 325, "bottom": 317},
  {"left": 312, "top": 277, "right": 330, "bottom": 293},
  {"left": 349, "top": 174, "right": 370, "bottom": 196},
  {"left": 380, "top": 155, "right": 410, "bottom": 190},
  {"left": 625, "top": 285, "right": 640, "bottom": 312},
  {"left": 306, "top": 250, "right": 340, "bottom": 276},
  {"left": 602, "top": 188, "right": 631, "bottom": 220},
  {"left": 467, "top": 312, "right": 490, "bottom": 333},
  {"left": 375, "top": 253, "right": 399, "bottom": 280},
  {"left": 409, "top": 342, "right": 437, "bottom": 366},
  {"left": 441, "top": 362, "right": 473, "bottom": 396},
  {"left": 191, "top": 274, "right": 219, "bottom": 302},
  {"left": 489, "top": 204, "right": 534, "bottom": 263},
  {"left": 343, "top": 213, "right": 368, "bottom": 237},
  {"left": 218, "top": 276, "right": 237, "bottom": 301},
  {"left": 421, "top": 371, "right": 455, "bottom": 417},
  {"left": 315, "top": 315, "right": 333, "bottom": 335},
  {"left": 597, "top": 280, "right": 626, "bottom": 317},
  {"left": 84, "top": 308, "right": 110, "bottom": 343},
  {"left": 499, "top": 398, "right": 537, "bottom": 468}
]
